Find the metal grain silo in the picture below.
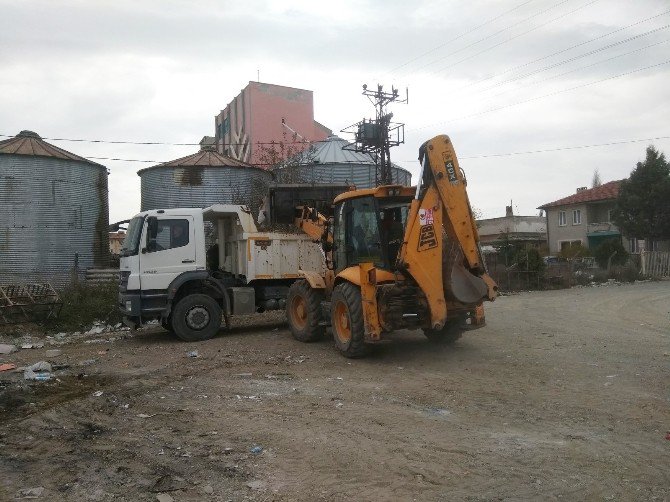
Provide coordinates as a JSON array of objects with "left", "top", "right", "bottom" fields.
[
  {"left": 139, "top": 146, "right": 272, "bottom": 214},
  {"left": 274, "top": 135, "right": 412, "bottom": 188},
  {"left": 0, "top": 130, "right": 109, "bottom": 287}
]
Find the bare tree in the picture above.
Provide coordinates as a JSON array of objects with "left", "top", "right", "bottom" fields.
[{"left": 591, "top": 168, "right": 602, "bottom": 188}]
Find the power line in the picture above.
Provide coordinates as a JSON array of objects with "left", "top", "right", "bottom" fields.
[
  {"left": 410, "top": 59, "right": 670, "bottom": 131},
  {"left": 394, "top": 135, "right": 670, "bottom": 163},
  {"left": 385, "top": 0, "right": 536, "bottom": 76},
  {"left": 460, "top": 9, "right": 670, "bottom": 91},
  {"left": 430, "top": 0, "right": 600, "bottom": 76},
  {"left": 0, "top": 133, "right": 311, "bottom": 148},
  {"left": 399, "top": 0, "right": 573, "bottom": 77},
  {"left": 475, "top": 24, "right": 669, "bottom": 95},
  {"left": 484, "top": 38, "right": 669, "bottom": 102},
  {"left": 97, "top": 135, "right": 670, "bottom": 167},
  {"left": 459, "top": 135, "right": 670, "bottom": 159}
]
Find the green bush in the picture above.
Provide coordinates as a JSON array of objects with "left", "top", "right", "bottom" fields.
[
  {"left": 610, "top": 263, "right": 640, "bottom": 282},
  {"left": 45, "top": 281, "right": 122, "bottom": 333},
  {"left": 594, "top": 239, "right": 629, "bottom": 269},
  {"left": 513, "top": 247, "right": 545, "bottom": 273}
]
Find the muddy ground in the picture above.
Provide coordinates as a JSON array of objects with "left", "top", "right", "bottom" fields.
[{"left": 0, "top": 281, "right": 668, "bottom": 501}]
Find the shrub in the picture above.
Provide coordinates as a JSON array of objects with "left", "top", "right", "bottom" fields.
[
  {"left": 513, "top": 247, "right": 545, "bottom": 273},
  {"left": 610, "top": 263, "right": 640, "bottom": 282},
  {"left": 593, "top": 239, "right": 629, "bottom": 269},
  {"left": 45, "top": 281, "right": 122, "bottom": 333}
]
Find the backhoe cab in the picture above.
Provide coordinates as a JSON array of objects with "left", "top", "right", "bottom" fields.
[{"left": 287, "top": 134, "right": 498, "bottom": 357}]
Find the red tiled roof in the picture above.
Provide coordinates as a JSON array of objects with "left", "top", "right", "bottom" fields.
[{"left": 538, "top": 180, "right": 622, "bottom": 209}]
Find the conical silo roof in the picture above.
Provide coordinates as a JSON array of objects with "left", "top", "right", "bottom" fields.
[
  {"left": 0, "top": 130, "right": 104, "bottom": 167},
  {"left": 138, "top": 146, "right": 264, "bottom": 174},
  {"left": 307, "top": 135, "right": 375, "bottom": 164}
]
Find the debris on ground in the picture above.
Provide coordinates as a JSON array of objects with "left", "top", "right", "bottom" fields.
[
  {"left": 17, "top": 486, "right": 44, "bottom": 498},
  {"left": 0, "top": 343, "right": 17, "bottom": 354},
  {"left": 246, "top": 480, "right": 267, "bottom": 490},
  {"left": 0, "top": 363, "right": 17, "bottom": 372},
  {"left": 45, "top": 349, "right": 62, "bottom": 358},
  {"left": 150, "top": 474, "right": 181, "bottom": 493},
  {"left": 250, "top": 446, "right": 263, "bottom": 454},
  {"left": 187, "top": 350, "right": 199, "bottom": 358},
  {"left": 21, "top": 343, "right": 44, "bottom": 349}
]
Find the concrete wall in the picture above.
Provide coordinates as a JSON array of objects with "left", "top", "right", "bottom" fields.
[
  {"left": 215, "top": 82, "right": 331, "bottom": 166},
  {"left": 478, "top": 215, "right": 546, "bottom": 246},
  {"left": 545, "top": 203, "right": 588, "bottom": 254}
]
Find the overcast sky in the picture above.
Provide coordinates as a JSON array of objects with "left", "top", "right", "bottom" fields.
[{"left": 1, "top": 0, "right": 669, "bottom": 222}]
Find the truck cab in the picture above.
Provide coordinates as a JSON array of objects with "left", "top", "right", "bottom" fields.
[{"left": 118, "top": 204, "right": 325, "bottom": 341}]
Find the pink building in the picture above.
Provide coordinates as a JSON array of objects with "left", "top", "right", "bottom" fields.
[{"left": 215, "top": 82, "right": 332, "bottom": 167}]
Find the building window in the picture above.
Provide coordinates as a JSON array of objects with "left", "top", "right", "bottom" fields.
[
  {"left": 560, "top": 240, "right": 582, "bottom": 251},
  {"left": 558, "top": 211, "right": 566, "bottom": 226},
  {"left": 607, "top": 209, "right": 615, "bottom": 222},
  {"left": 572, "top": 209, "right": 581, "bottom": 225}
]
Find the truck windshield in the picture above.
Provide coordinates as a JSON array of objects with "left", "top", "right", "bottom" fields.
[{"left": 120, "top": 217, "right": 144, "bottom": 257}]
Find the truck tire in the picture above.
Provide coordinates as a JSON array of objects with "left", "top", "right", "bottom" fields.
[
  {"left": 171, "top": 294, "right": 222, "bottom": 342},
  {"left": 287, "top": 280, "right": 324, "bottom": 342},
  {"left": 423, "top": 319, "right": 463, "bottom": 344},
  {"left": 331, "top": 283, "right": 369, "bottom": 358}
]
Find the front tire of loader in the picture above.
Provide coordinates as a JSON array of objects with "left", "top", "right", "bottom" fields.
[
  {"left": 331, "top": 283, "right": 369, "bottom": 358},
  {"left": 423, "top": 319, "right": 463, "bottom": 345},
  {"left": 287, "top": 280, "right": 324, "bottom": 342}
]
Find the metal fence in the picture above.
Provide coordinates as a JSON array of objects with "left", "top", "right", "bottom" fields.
[{"left": 640, "top": 251, "right": 670, "bottom": 277}]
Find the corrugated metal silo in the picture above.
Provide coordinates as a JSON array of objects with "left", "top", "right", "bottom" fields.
[
  {"left": 0, "top": 130, "right": 109, "bottom": 287},
  {"left": 139, "top": 147, "right": 272, "bottom": 214},
  {"left": 274, "top": 135, "right": 412, "bottom": 188}
]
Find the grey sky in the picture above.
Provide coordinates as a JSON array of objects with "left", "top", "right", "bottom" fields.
[{"left": 1, "top": 0, "right": 669, "bottom": 222}]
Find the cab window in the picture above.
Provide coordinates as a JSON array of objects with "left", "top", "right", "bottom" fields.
[{"left": 154, "top": 219, "right": 189, "bottom": 251}]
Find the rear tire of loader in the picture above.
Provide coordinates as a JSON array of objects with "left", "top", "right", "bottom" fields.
[
  {"left": 287, "top": 280, "right": 325, "bottom": 342},
  {"left": 423, "top": 319, "right": 463, "bottom": 345},
  {"left": 331, "top": 283, "right": 369, "bottom": 358}
]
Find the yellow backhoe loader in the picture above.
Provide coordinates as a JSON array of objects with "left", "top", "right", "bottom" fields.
[{"left": 287, "top": 134, "right": 498, "bottom": 357}]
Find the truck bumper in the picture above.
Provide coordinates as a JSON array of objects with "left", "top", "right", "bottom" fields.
[{"left": 118, "top": 292, "right": 142, "bottom": 325}]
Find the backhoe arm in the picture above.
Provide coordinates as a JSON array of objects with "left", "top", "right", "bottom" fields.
[{"left": 399, "top": 135, "right": 497, "bottom": 329}]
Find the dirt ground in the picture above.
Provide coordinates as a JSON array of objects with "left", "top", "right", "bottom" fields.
[{"left": 1, "top": 281, "right": 668, "bottom": 501}]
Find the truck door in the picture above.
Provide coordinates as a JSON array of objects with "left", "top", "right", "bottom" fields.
[{"left": 139, "top": 216, "right": 196, "bottom": 291}]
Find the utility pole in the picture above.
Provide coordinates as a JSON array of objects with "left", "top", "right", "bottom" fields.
[{"left": 343, "top": 84, "right": 407, "bottom": 186}]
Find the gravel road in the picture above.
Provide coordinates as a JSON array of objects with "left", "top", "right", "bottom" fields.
[{"left": 1, "top": 281, "right": 668, "bottom": 501}]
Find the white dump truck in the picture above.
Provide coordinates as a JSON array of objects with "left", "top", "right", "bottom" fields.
[{"left": 118, "top": 204, "right": 326, "bottom": 340}]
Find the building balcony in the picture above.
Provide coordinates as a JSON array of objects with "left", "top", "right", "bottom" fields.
[{"left": 587, "top": 222, "right": 620, "bottom": 236}]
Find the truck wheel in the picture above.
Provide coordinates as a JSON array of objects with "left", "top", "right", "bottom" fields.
[
  {"left": 423, "top": 319, "right": 463, "bottom": 344},
  {"left": 172, "top": 294, "right": 222, "bottom": 342},
  {"left": 331, "top": 283, "right": 369, "bottom": 358},
  {"left": 287, "top": 280, "right": 324, "bottom": 342}
]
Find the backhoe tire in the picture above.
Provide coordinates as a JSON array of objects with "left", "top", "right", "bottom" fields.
[
  {"left": 287, "top": 280, "right": 325, "bottom": 342},
  {"left": 171, "top": 294, "right": 222, "bottom": 342},
  {"left": 331, "top": 283, "right": 369, "bottom": 358},
  {"left": 423, "top": 319, "right": 463, "bottom": 345}
]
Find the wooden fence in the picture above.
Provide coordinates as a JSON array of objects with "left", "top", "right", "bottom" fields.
[{"left": 640, "top": 251, "right": 670, "bottom": 277}]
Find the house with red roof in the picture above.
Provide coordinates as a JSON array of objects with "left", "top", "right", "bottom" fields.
[{"left": 538, "top": 181, "right": 626, "bottom": 254}]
